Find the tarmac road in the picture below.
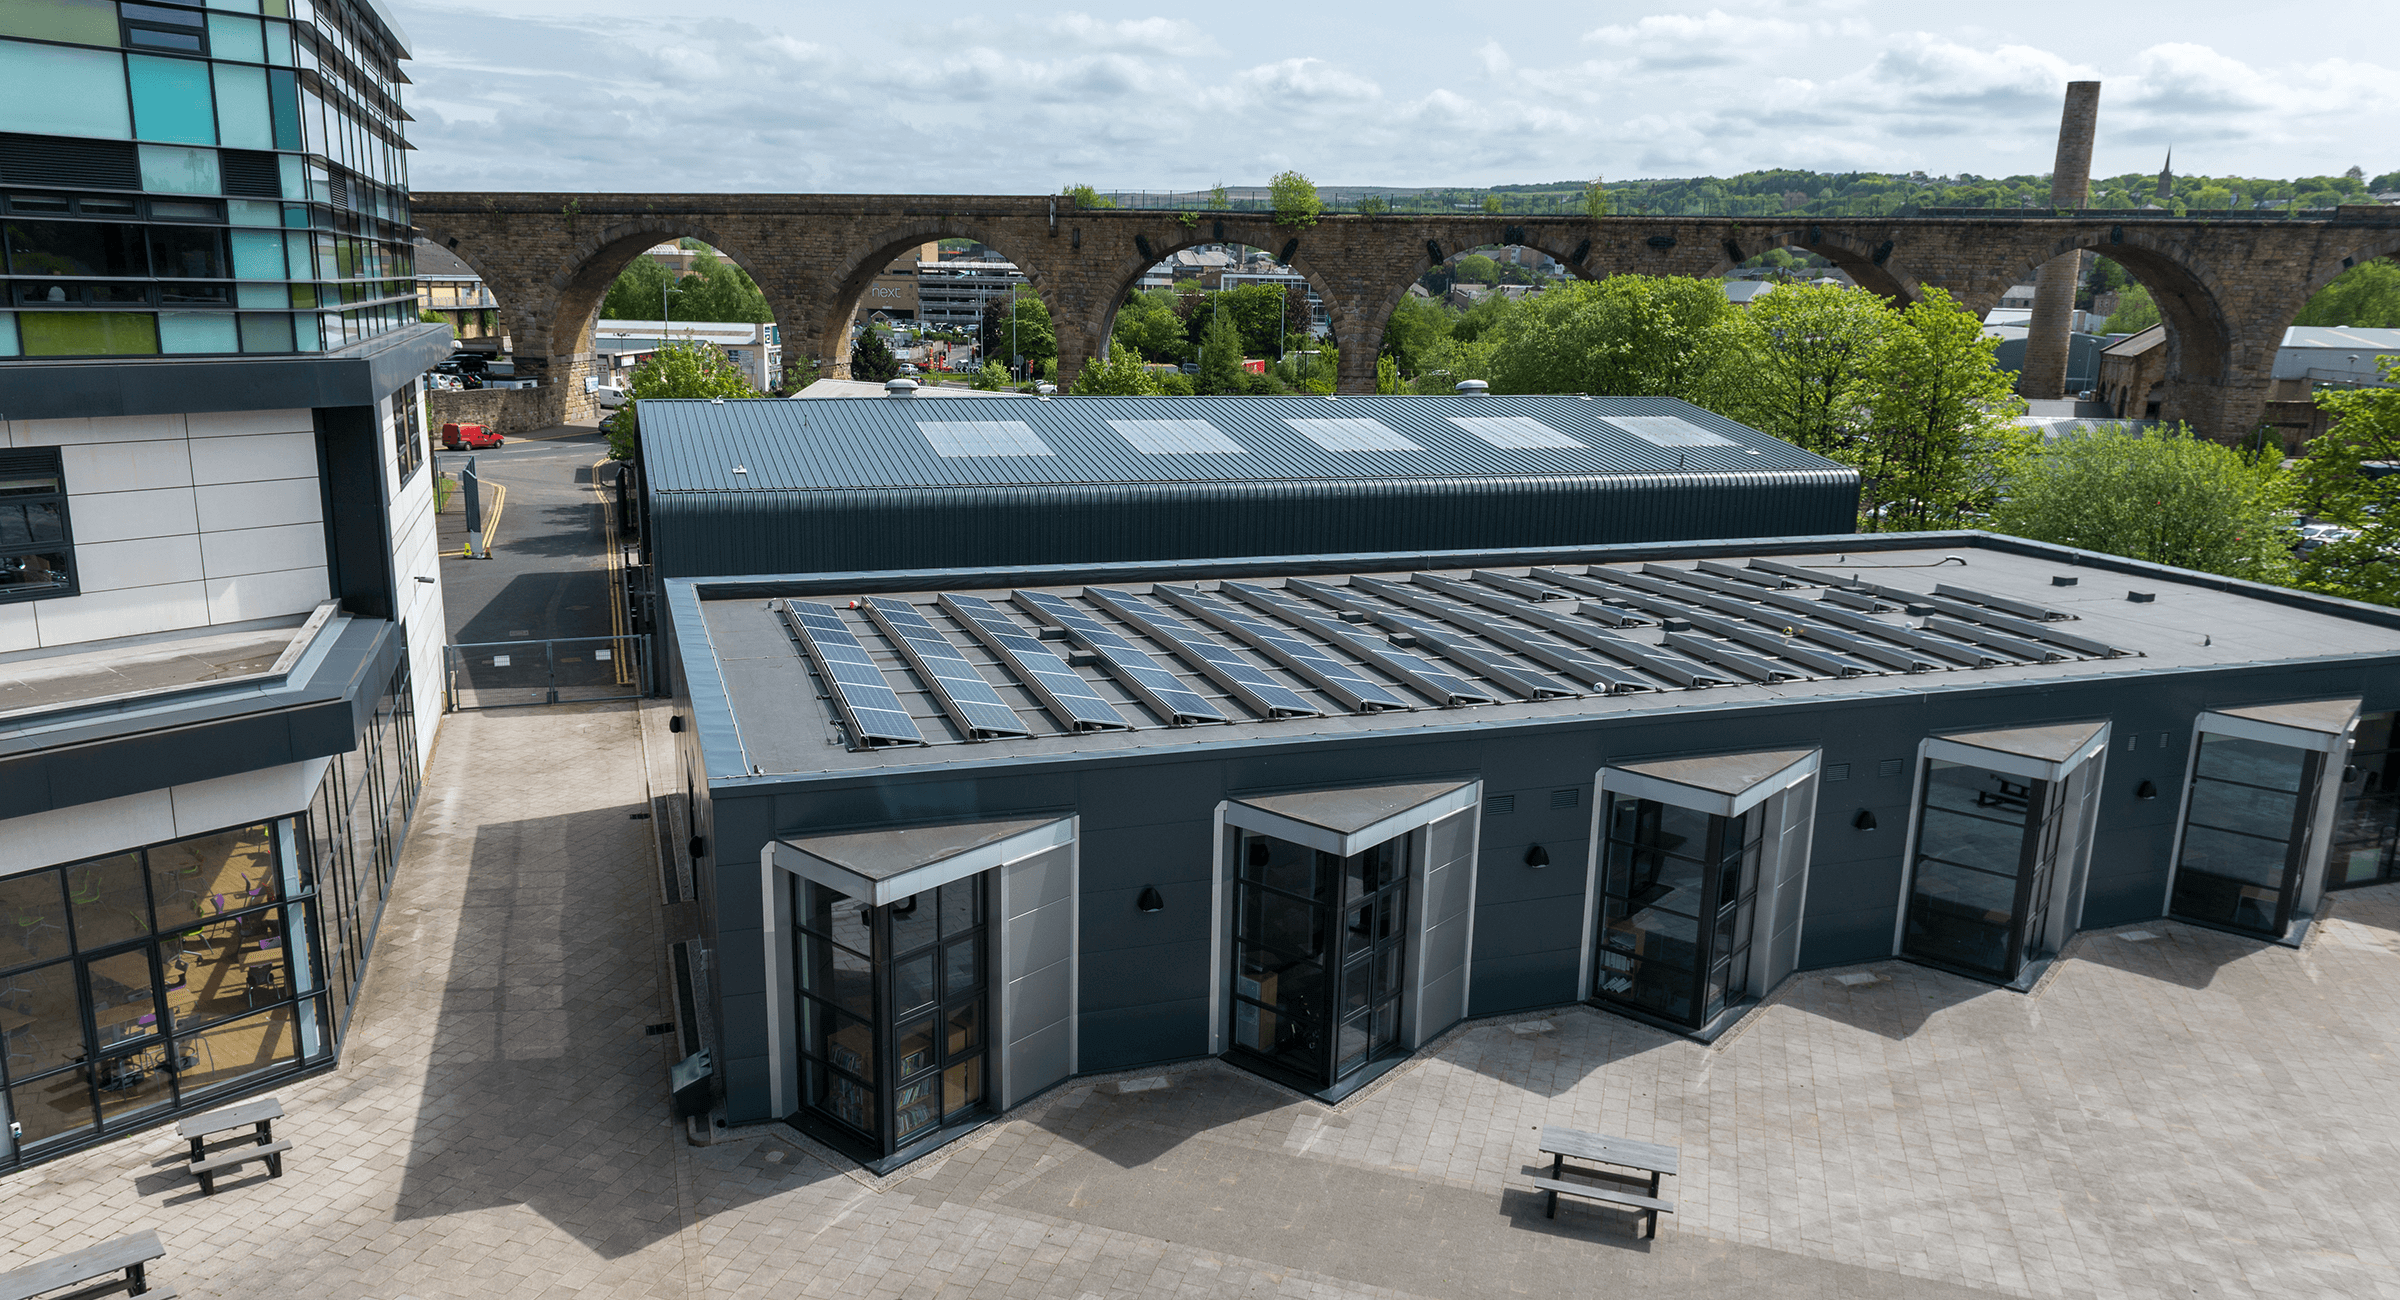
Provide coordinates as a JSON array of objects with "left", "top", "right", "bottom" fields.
[{"left": 432, "top": 423, "right": 624, "bottom": 648}]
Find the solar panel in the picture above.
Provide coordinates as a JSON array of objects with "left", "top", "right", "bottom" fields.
[
  {"left": 861, "top": 597, "right": 1031, "bottom": 739},
  {"left": 1081, "top": 589, "right": 1321, "bottom": 718},
  {"left": 1010, "top": 590, "right": 1227, "bottom": 725},
  {"left": 1447, "top": 415, "right": 1584, "bottom": 449},
  {"left": 1286, "top": 579, "right": 1580, "bottom": 700},
  {"left": 1284, "top": 418, "right": 1421, "bottom": 452},
  {"left": 1933, "top": 584, "right": 2071, "bottom": 622},
  {"left": 936, "top": 593, "right": 1132, "bottom": 731},
  {"left": 1608, "top": 415, "right": 1736, "bottom": 448},
  {"left": 1108, "top": 419, "right": 1245, "bottom": 454},
  {"left": 1632, "top": 567, "right": 1942, "bottom": 672},
  {"left": 917, "top": 420, "right": 1053, "bottom": 457},
  {"left": 1359, "top": 576, "right": 1652, "bottom": 694},
  {"left": 776, "top": 600, "right": 926, "bottom": 749},
  {"left": 1222, "top": 582, "right": 1496, "bottom": 707},
  {"left": 1409, "top": 574, "right": 1690, "bottom": 690},
  {"left": 1664, "top": 632, "right": 1800, "bottom": 682},
  {"left": 1551, "top": 571, "right": 1875, "bottom": 677},
  {"left": 1151, "top": 584, "right": 1413, "bottom": 713}
]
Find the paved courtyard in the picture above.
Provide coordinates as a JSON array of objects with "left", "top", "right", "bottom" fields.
[{"left": 6, "top": 701, "right": 2400, "bottom": 1299}]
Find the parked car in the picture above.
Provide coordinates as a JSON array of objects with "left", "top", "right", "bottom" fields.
[
  {"left": 441, "top": 422, "right": 504, "bottom": 450},
  {"left": 593, "top": 385, "right": 628, "bottom": 409}
]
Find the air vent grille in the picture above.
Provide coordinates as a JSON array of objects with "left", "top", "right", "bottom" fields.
[
  {"left": 0, "top": 133, "right": 139, "bottom": 190},
  {"left": 220, "top": 149, "right": 280, "bottom": 198},
  {"left": 1484, "top": 794, "right": 1516, "bottom": 815}
]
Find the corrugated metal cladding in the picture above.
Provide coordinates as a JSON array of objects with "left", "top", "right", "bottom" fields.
[{"left": 638, "top": 394, "right": 1859, "bottom": 578}]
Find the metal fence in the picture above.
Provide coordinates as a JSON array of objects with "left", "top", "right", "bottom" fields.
[
  {"left": 1088, "top": 190, "right": 2360, "bottom": 221},
  {"left": 444, "top": 635, "right": 645, "bottom": 710}
]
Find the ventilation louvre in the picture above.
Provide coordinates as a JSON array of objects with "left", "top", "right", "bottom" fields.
[
  {"left": 220, "top": 149, "right": 281, "bottom": 198},
  {"left": 0, "top": 133, "right": 139, "bottom": 190},
  {"left": 1484, "top": 794, "right": 1516, "bottom": 815},
  {"left": 1549, "top": 788, "right": 1578, "bottom": 809}
]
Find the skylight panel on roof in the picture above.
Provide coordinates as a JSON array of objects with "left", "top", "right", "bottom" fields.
[
  {"left": 1448, "top": 415, "right": 1585, "bottom": 449},
  {"left": 1608, "top": 416, "right": 1737, "bottom": 448},
  {"left": 1285, "top": 418, "right": 1422, "bottom": 452},
  {"left": 918, "top": 421, "right": 1053, "bottom": 457},
  {"left": 1108, "top": 419, "right": 1246, "bottom": 455}
]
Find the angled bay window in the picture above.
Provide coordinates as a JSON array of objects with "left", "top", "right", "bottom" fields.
[{"left": 0, "top": 448, "right": 76, "bottom": 601}]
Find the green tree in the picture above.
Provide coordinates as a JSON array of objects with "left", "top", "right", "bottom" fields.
[
  {"left": 2293, "top": 260, "right": 2400, "bottom": 329},
  {"left": 420, "top": 308, "right": 448, "bottom": 325},
  {"left": 850, "top": 329, "right": 901, "bottom": 382},
  {"left": 1112, "top": 288, "right": 1189, "bottom": 362},
  {"left": 1376, "top": 352, "right": 1401, "bottom": 393},
  {"left": 971, "top": 361, "right": 1010, "bottom": 391},
  {"left": 1452, "top": 253, "right": 1499, "bottom": 286},
  {"left": 1481, "top": 194, "right": 1503, "bottom": 215},
  {"left": 1855, "top": 288, "right": 2033, "bottom": 530},
  {"left": 2293, "top": 358, "right": 2400, "bottom": 602},
  {"left": 1584, "top": 175, "right": 1610, "bottom": 221},
  {"left": 670, "top": 249, "right": 773, "bottom": 323},
  {"left": 1195, "top": 303, "right": 1246, "bottom": 394},
  {"left": 1270, "top": 170, "right": 1322, "bottom": 228},
  {"left": 606, "top": 340, "right": 755, "bottom": 460},
  {"left": 1356, "top": 194, "right": 1388, "bottom": 216},
  {"left": 2103, "top": 282, "right": 2160, "bottom": 334},
  {"left": 1062, "top": 184, "right": 1115, "bottom": 209},
  {"left": 1483, "top": 275, "right": 1751, "bottom": 404},
  {"left": 1208, "top": 183, "right": 1231, "bottom": 211},
  {"left": 1988, "top": 424, "right": 2294, "bottom": 581},
  {"left": 1736, "top": 282, "right": 1896, "bottom": 459},
  {"left": 600, "top": 255, "right": 674, "bottom": 320},
  {"left": 977, "top": 287, "right": 1055, "bottom": 373},
  {"left": 1072, "top": 340, "right": 1165, "bottom": 395},
  {"left": 1217, "top": 282, "right": 1293, "bottom": 357},
  {"left": 1380, "top": 294, "right": 1458, "bottom": 377}
]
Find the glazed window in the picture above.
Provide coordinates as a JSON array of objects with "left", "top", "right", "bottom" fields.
[{"left": 0, "top": 448, "right": 76, "bottom": 602}]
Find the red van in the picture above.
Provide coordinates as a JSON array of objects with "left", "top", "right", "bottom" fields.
[{"left": 441, "top": 423, "right": 504, "bottom": 450}]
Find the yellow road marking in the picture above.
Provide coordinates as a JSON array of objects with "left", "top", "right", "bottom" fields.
[{"left": 480, "top": 480, "right": 507, "bottom": 554}]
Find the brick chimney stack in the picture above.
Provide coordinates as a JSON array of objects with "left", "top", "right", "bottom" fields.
[{"left": 2020, "top": 81, "right": 2101, "bottom": 401}]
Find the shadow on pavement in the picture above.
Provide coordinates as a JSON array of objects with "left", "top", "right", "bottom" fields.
[
  {"left": 1027, "top": 1067, "right": 1291, "bottom": 1171},
  {"left": 1777, "top": 961, "right": 1994, "bottom": 1040},
  {"left": 2066, "top": 923, "right": 2272, "bottom": 991},
  {"left": 1438, "top": 1008, "right": 1686, "bottom": 1099}
]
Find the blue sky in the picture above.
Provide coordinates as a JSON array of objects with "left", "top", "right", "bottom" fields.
[{"left": 387, "top": 0, "right": 2400, "bottom": 193}]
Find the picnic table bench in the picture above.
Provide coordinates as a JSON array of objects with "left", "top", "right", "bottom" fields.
[
  {"left": 176, "top": 1097, "right": 289, "bottom": 1196},
  {"left": 1531, "top": 1124, "right": 1678, "bottom": 1238},
  {"left": 0, "top": 1229, "right": 175, "bottom": 1299}
]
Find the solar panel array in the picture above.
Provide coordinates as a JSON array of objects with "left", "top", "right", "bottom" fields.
[
  {"left": 779, "top": 556, "right": 2133, "bottom": 752},
  {"left": 777, "top": 600, "right": 926, "bottom": 748},
  {"left": 938, "top": 593, "right": 1130, "bottom": 733},
  {"left": 862, "top": 597, "right": 1029, "bottom": 739},
  {"left": 1010, "top": 589, "right": 1227, "bottom": 724}
]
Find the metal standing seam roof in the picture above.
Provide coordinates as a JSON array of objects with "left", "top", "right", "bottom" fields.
[{"left": 637, "top": 394, "right": 1849, "bottom": 492}]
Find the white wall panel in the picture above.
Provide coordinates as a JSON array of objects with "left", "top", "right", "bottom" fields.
[
  {"left": 204, "top": 567, "right": 330, "bottom": 623},
  {"left": 60, "top": 438, "right": 193, "bottom": 494},
  {"left": 8, "top": 413, "right": 185, "bottom": 447},
  {"left": 71, "top": 534, "right": 206, "bottom": 593},
  {"left": 32, "top": 582, "right": 210, "bottom": 644},
  {"left": 999, "top": 842, "right": 1077, "bottom": 1109},
  {"left": 67, "top": 486, "right": 200, "bottom": 544},
  {"left": 0, "top": 789, "right": 175, "bottom": 875},
  {"left": 194, "top": 477, "right": 321, "bottom": 533},
  {"left": 188, "top": 430, "right": 317, "bottom": 485},
  {"left": 184, "top": 408, "right": 312, "bottom": 439},
  {"left": 200, "top": 522, "right": 326, "bottom": 579},
  {"left": 0, "top": 602, "right": 34, "bottom": 653},
  {"left": 167, "top": 758, "right": 328, "bottom": 838}
]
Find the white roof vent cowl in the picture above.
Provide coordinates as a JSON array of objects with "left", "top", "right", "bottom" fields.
[
  {"left": 886, "top": 378, "right": 920, "bottom": 397},
  {"left": 1455, "top": 379, "right": 1490, "bottom": 396}
]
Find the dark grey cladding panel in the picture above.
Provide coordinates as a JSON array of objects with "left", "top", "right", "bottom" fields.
[
  {"left": 1795, "top": 903, "right": 1901, "bottom": 968},
  {"left": 0, "top": 617, "right": 401, "bottom": 820},
  {"left": 0, "top": 323, "right": 451, "bottom": 420},
  {"left": 1077, "top": 997, "right": 1209, "bottom": 1073},
  {"left": 722, "top": 1054, "right": 772, "bottom": 1124},
  {"left": 1466, "top": 950, "right": 1578, "bottom": 1018},
  {"left": 1472, "top": 894, "right": 1585, "bottom": 965},
  {"left": 1078, "top": 938, "right": 1210, "bottom": 1011},
  {"left": 1078, "top": 823, "right": 1214, "bottom": 893}
]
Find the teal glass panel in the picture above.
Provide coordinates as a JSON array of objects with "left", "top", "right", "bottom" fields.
[
  {"left": 138, "top": 144, "right": 220, "bottom": 194},
  {"left": 283, "top": 231, "right": 310, "bottom": 279},
  {"left": 267, "top": 67, "right": 299, "bottom": 148},
  {"left": 20, "top": 312, "right": 159, "bottom": 356},
  {"left": 262, "top": 19, "right": 292, "bottom": 64},
  {"left": 128, "top": 54, "right": 217, "bottom": 144},
  {"left": 212, "top": 62, "right": 271, "bottom": 148},
  {"left": 277, "top": 154, "right": 303, "bottom": 199},
  {"left": 206, "top": 0, "right": 262, "bottom": 12},
  {"left": 0, "top": 42, "right": 132, "bottom": 139},
  {"left": 291, "top": 310, "right": 316, "bottom": 351},
  {"left": 237, "top": 312, "right": 292, "bottom": 352},
  {"left": 228, "top": 199, "right": 279, "bottom": 226},
  {"left": 0, "top": 312, "right": 17, "bottom": 358},
  {"left": 235, "top": 283, "right": 283, "bottom": 307},
  {"left": 159, "top": 310, "right": 237, "bottom": 352},
  {"left": 0, "top": 0, "right": 120, "bottom": 46},
  {"left": 205, "top": 13, "right": 264, "bottom": 62},
  {"left": 229, "top": 232, "right": 282, "bottom": 278}
]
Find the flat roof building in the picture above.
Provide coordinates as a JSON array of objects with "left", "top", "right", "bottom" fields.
[{"left": 660, "top": 532, "right": 2400, "bottom": 1171}]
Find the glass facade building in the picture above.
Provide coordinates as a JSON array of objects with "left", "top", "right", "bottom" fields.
[{"left": 0, "top": 0, "right": 416, "bottom": 359}]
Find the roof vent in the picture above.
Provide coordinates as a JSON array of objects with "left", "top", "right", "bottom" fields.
[
  {"left": 2127, "top": 590, "right": 2156, "bottom": 603},
  {"left": 1454, "top": 379, "right": 1489, "bottom": 396},
  {"left": 885, "top": 378, "right": 920, "bottom": 397}
]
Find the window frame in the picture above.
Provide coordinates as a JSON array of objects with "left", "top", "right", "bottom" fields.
[{"left": 0, "top": 448, "right": 79, "bottom": 604}]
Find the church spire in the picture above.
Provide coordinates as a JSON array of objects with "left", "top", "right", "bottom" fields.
[{"left": 2157, "top": 148, "right": 2173, "bottom": 202}]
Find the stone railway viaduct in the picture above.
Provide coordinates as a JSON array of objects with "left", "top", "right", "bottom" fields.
[{"left": 410, "top": 193, "right": 2400, "bottom": 437}]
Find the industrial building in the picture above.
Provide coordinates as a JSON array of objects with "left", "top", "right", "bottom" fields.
[{"left": 658, "top": 529, "right": 2400, "bottom": 1172}]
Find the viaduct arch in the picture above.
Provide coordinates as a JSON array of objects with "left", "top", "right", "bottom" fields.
[{"left": 411, "top": 193, "right": 2400, "bottom": 438}]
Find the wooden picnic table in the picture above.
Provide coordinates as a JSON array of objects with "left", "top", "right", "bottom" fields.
[
  {"left": 1533, "top": 1124, "right": 1679, "bottom": 1238},
  {"left": 0, "top": 1229, "right": 174, "bottom": 1299}
]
